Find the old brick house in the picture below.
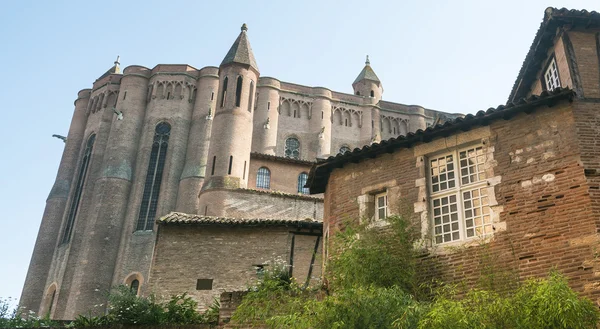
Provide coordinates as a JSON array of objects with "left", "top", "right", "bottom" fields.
[
  {"left": 308, "top": 7, "right": 600, "bottom": 302},
  {"left": 21, "top": 21, "right": 456, "bottom": 319}
]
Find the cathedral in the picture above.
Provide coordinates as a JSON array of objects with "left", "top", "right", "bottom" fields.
[{"left": 20, "top": 23, "right": 457, "bottom": 319}]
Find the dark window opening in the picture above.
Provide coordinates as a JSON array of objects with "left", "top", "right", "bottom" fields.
[
  {"left": 167, "top": 92, "right": 171, "bottom": 100},
  {"left": 130, "top": 279, "right": 140, "bottom": 295},
  {"left": 247, "top": 81, "right": 254, "bottom": 112},
  {"left": 345, "top": 118, "right": 348, "bottom": 126},
  {"left": 228, "top": 155, "right": 233, "bottom": 175},
  {"left": 211, "top": 92, "right": 214, "bottom": 101},
  {"left": 243, "top": 161, "right": 247, "bottom": 179},
  {"left": 61, "top": 134, "right": 96, "bottom": 244},
  {"left": 211, "top": 156, "right": 216, "bottom": 175},
  {"left": 321, "top": 111, "right": 323, "bottom": 119},
  {"left": 356, "top": 91, "right": 360, "bottom": 95},
  {"left": 123, "top": 91, "right": 127, "bottom": 100},
  {"left": 196, "top": 279, "right": 213, "bottom": 290},
  {"left": 293, "top": 109, "right": 297, "bottom": 118},
  {"left": 256, "top": 167, "right": 271, "bottom": 189},
  {"left": 220, "top": 77, "right": 228, "bottom": 108},
  {"left": 267, "top": 101, "right": 270, "bottom": 110},
  {"left": 136, "top": 122, "right": 171, "bottom": 231},
  {"left": 370, "top": 90, "right": 375, "bottom": 97},
  {"left": 235, "top": 76, "right": 243, "bottom": 107}
]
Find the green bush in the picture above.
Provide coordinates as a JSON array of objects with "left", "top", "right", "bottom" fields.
[
  {"left": 70, "top": 286, "right": 218, "bottom": 327},
  {"left": 232, "top": 213, "right": 600, "bottom": 329},
  {"left": 0, "top": 297, "right": 59, "bottom": 328}
]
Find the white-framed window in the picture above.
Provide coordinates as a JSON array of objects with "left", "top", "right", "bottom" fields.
[
  {"left": 375, "top": 192, "right": 388, "bottom": 221},
  {"left": 429, "top": 146, "right": 491, "bottom": 244},
  {"left": 544, "top": 58, "right": 561, "bottom": 91}
]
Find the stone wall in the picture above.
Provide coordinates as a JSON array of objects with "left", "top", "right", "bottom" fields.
[{"left": 149, "top": 224, "right": 322, "bottom": 310}]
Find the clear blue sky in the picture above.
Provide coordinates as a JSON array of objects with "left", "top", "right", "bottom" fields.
[{"left": 0, "top": 0, "right": 597, "bottom": 304}]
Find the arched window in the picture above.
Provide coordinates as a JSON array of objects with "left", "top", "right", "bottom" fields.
[
  {"left": 130, "top": 279, "right": 140, "bottom": 295},
  {"left": 356, "top": 91, "right": 360, "bottom": 96},
  {"left": 220, "top": 77, "right": 228, "bottom": 108},
  {"left": 370, "top": 90, "right": 375, "bottom": 97},
  {"left": 285, "top": 138, "right": 300, "bottom": 159},
  {"left": 235, "top": 76, "right": 243, "bottom": 107},
  {"left": 339, "top": 146, "right": 351, "bottom": 154},
  {"left": 137, "top": 122, "right": 171, "bottom": 231},
  {"left": 61, "top": 134, "right": 96, "bottom": 244},
  {"left": 297, "top": 172, "right": 309, "bottom": 194},
  {"left": 256, "top": 167, "right": 271, "bottom": 189}
]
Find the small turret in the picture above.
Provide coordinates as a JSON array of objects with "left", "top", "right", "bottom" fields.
[
  {"left": 203, "top": 23, "right": 259, "bottom": 193},
  {"left": 352, "top": 55, "right": 383, "bottom": 102}
]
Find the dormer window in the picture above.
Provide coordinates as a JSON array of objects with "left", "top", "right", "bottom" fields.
[{"left": 544, "top": 58, "right": 561, "bottom": 91}]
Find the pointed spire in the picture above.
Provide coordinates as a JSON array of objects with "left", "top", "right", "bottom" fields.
[
  {"left": 97, "top": 55, "right": 121, "bottom": 80},
  {"left": 353, "top": 55, "right": 380, "bottom": 85},
  {"left": 220, "top": 23, "right": 259, "bottom": 72}
]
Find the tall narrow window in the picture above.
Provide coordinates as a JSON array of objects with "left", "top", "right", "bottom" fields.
[
  {"left": 220, "top": 77, "right": 228, "bottom": 108},
  {"left": 61, "top": 134, "right": 96, "bottom": 244},
  {"left": 228, "top": 156, "right": 233, "bottom": 175},
  {"left": 267, "top": 101, "right": 271, "bottom": 110},
  {"left": 211, "top": 156, "right": 216, "bottom": 175},
  {"left": 370, "top": 90, "right": 375, "bottom": 97},
  {"left": 235, "top": 76, "right": 243, "bottom": 107},
  {"left": 136, "top": 122, "right": 171, "bottom": 231},
  {"left": 211, "top": 92, "right": 214, "bottom": 101},
  {"left": 130, "top": 279, "right": 140, "bottom": 295},
  {"left": 123, "top": 91, "right": 127, "bottom": 100},
  {"left": 285, "top": 138, "right": 300, "bottom": 159},
  {"left": 375, "top": 192, "right": 388, "bottom": 220},
  {"left": 256, "top": 167, "right": 271, "bottom": 189},
  {"left": 297, "top": 172, "right": 309, "bottom": 194},
  {"left": 544, "top": 58, "right": 561, "bottom": 91},
  {"left": 247, "top": 81, "right": 254, "bottom": 112}
]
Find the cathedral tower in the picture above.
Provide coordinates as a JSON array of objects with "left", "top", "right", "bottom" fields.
[{"left": 201, "top": 24, "right": 259, "bottom": 197}]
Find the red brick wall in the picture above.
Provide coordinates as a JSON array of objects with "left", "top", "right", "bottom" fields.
[{"left": 324, "top": 100, "right": 600, "bottom": 303}]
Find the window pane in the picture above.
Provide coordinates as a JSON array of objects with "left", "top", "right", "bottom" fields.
[
  {"left": 297, "top": 172, "right": 309, "bottom": 194},
  {"left": 256, "top": 167, "right": 271, "bottom": 189},
  {"left": 459, "top": 146, "right": 485, "bottom": 185},
  {"left": 432, "top": 194, "right": 460, "bottom": 244},
  {"left": 462, "top": 186, "right": 492, "bottom": 238},
  {"left": 430, "top": 154, "right": 455, "bottom": 193}
]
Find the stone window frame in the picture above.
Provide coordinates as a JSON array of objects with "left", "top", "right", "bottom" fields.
[
  {"left": 543, "top": 56, "right": 561, "bottom": 91},
  {"left": 357, "top": 181, "right": 399, "bottom": 226},
  {"left": 413, "top": 127, "right": 504, "bottom": 250},
  {"left": 284, "top": 137, "right": 301, "bottom": 159},
  {"left": 297, "top": 172, "right": 309, "bottom": 194}
]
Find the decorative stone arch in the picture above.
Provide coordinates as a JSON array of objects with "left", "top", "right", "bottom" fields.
[
  {"left": 332, "top": 105, "right": 363, "bottom": 127},
  {"left": 399, "top": 120, "right": 408, "bottom": 135},
  {"left": 95, "top": 93, "right": 105, "bottom": 112},
  {"left": 106, "top": 91, "right": 118, "bottom": 109},
  {"left": 123, "top": 272, "right": 145, "bottom": 296},
  {"left": 40, "top": 282, "right": 58, "bottom": 318}
]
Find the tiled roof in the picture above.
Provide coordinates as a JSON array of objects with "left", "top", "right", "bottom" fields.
[
  {"left": 308, "top": 88, "right": 575, "bottom": 194},
  {"left": 233, "top": 187, "right": 323, "bottom": 200},
  {"left": 159, "top": 212, "right": 322, "bottom": 227},
  {"left": 353, "top": 64, "right": 381, "bottom": 85},
  {"left": 221, "top": 25, "right": 259, "bottom": 72},
  {"left": 508, "top": 7, "right": 600, "bottom": 102},
  {"left": 251, "top": 152, "right": 316, "bottom": 166}
]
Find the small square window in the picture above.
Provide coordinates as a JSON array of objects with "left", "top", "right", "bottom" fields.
[{"left": 196, "top": 279, "right": 213, "bottom": 290}]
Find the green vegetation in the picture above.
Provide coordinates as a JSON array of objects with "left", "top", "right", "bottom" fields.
[
  {"left": 232, "top": 215, "right": 599, "bottom": 329},
  {"left": 69, "top": 286, "right": 219, "bottom": 327}
]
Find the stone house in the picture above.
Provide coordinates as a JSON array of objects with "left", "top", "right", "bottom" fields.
[{"left": 308, "top": 8, "right": 600, "bottom": 302}]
